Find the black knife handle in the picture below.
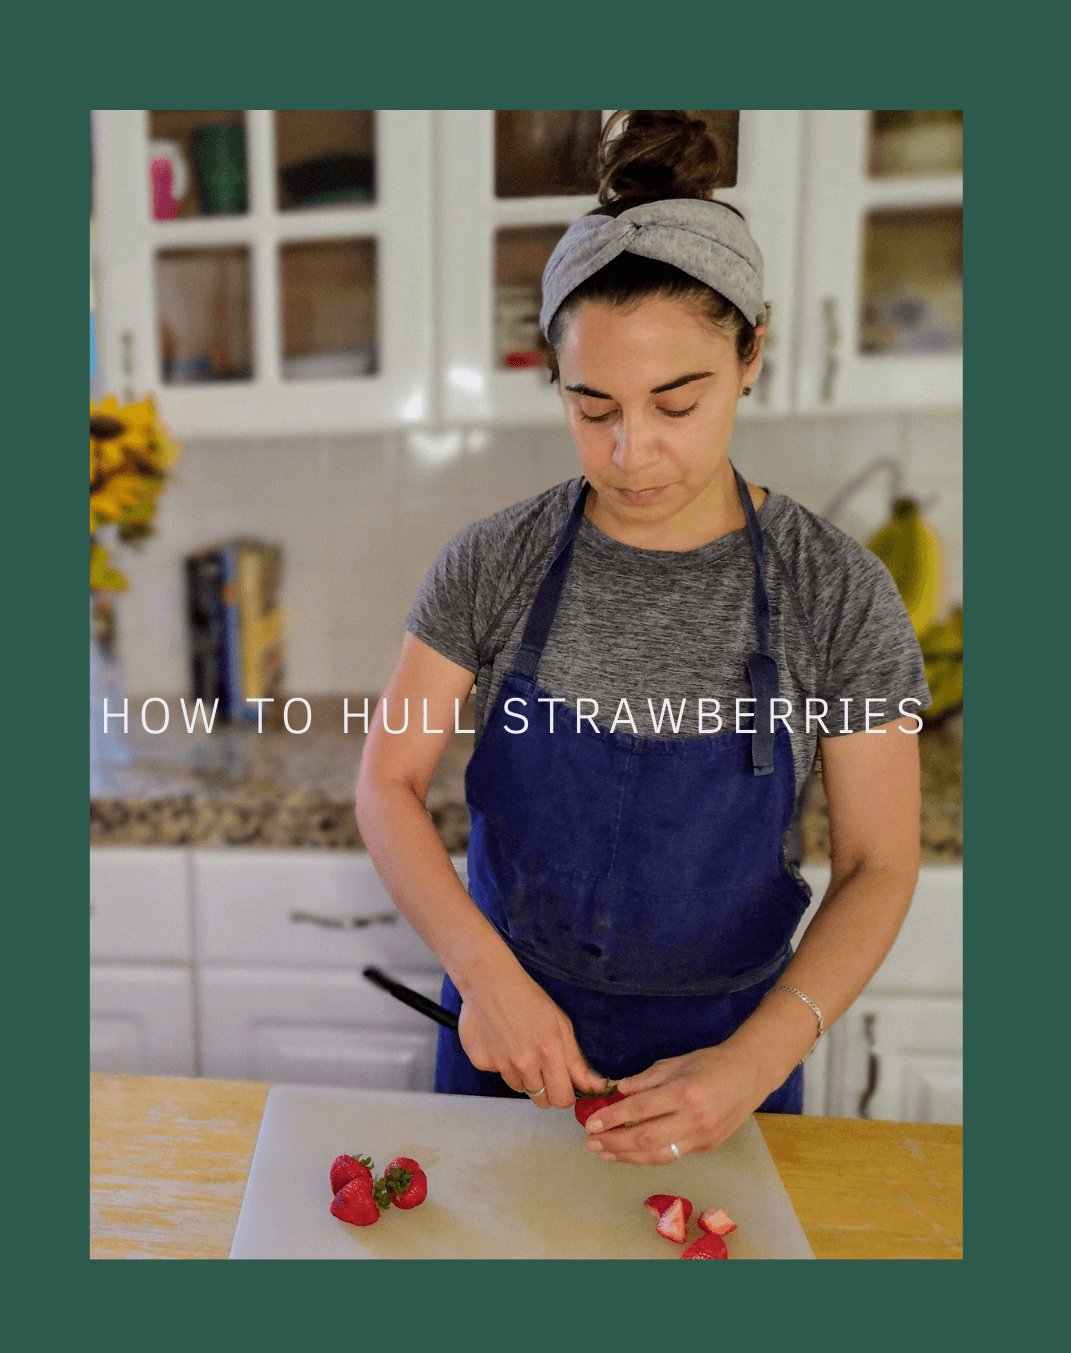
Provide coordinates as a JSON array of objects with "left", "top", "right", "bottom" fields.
[{"left": 362, "top": 966, "right": 459, "bottom": 1031}]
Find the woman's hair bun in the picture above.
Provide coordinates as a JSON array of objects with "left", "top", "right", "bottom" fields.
[{"left": 597, "top": 110, "right": 722, "bottom": 208}]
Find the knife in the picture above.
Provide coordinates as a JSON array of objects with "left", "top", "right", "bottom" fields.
[{"left": 362, "top": 966, "right": 459, "bottom": 1031}]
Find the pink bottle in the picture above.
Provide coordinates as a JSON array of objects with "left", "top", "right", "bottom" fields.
[{"left": 150, "top": 157, "right": 178, "bottom": 220}]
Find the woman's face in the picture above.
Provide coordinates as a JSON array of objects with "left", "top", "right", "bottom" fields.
[{"left": 556, "top": 295, "right": 765, "bottom": 529}]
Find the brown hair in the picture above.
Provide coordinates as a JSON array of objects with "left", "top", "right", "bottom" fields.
[{"left": 546, "top": 110, "right": 762, "bottom": 382}]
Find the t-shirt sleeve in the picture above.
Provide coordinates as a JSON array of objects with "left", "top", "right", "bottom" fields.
[
  {"left": 403, "top": 522, "right": 482, "bottom": 675},
  {"left": 813, "top": 544, "right": 932, "bottom": 735}
]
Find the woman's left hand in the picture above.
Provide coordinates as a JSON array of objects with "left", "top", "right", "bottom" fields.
[{"left": 582, "top": 1041, "right": 774, "bottom": 1164}]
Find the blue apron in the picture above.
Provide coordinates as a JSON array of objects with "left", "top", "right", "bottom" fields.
[{"left": 436, "top": 466, "right": 810, "bottom": 1113}]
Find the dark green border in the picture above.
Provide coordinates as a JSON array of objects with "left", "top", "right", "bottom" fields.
[{"left": 27, "top": 2, "right": 1045, "bottom": 1341}]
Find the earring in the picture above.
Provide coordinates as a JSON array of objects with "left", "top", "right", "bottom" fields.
[{"left": 742, "top": 386, "right": 752, "bottom": 397}]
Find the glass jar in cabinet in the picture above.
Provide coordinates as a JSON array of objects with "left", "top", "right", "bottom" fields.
[
  {"left": 93, "top": 110, "right": 435, "bottom": 437},
  {"left": 795, "top": 110, "right": 962, "bottom": 413}
]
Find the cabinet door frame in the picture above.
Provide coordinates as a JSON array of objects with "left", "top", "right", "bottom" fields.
[
  {"left": 93, "top": 110, "right": 435, "bottom": 437},
  {"left": 717, "top": 110, "right": 803, "bottom": 420},
  {"left": 795, "top": 109, "right": 962, "bottom": 413}
]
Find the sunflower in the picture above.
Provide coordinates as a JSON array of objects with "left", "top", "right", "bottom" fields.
[{"left": 90, "top": 395, "right": 181, "bottom": 591}]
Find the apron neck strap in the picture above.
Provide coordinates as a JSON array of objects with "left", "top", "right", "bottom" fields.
[
  {"left": 732, "top": 463, "right": 773, "bottom": 660},
  {"left": 511, "top": 478, "right": 590, "bottom": 681},
  {"left": 731, "top": 463, "right": 779, "bottom": 775},
  {"left": 510, "top": 470, "right": 781, "bottom": 776}
]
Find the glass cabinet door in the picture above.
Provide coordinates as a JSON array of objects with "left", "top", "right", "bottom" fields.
[
  {"left": 94, "top": 110, "right": 433, "bottom": 437},
  {"left": 796, "top": 110, "right": 962, "bottom": 413},
  {"left": 438, "top": 110, "right": 802, "bottom": 425},
  {"left": 437, "top": 110, "right": 603, "bottom": 425}
]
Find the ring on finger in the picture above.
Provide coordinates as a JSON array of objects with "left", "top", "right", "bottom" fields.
[
  {"left": 668, "top": 1142, "right": 681, "bottom": 1159},
  {"left": 524, "top": 1085, "right": 547, "bottom": 1098}
]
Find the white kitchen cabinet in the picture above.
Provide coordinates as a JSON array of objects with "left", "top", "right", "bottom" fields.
[
  {"left": 89, "top": 847, "right": 197, "bottom": 1075},
  {"left": 198, "top": 966, "right": 443, "bottom": 1090},
  {"left": 436, "top": 110, "right": 802, "bottom": 426},
  {"left": 90, "top": 846, "right": 192, "bottom": 961},
  {"left": 93, "top": 110, "right": 434, "bottom": 438},
  {"left": 825, "top": 995, "right": 962, "bottom": 1125},
  {"left": 93, "top": 110, "right": 960, "bottom": 436},
  {"left": 190, "top": 849, "right": 444, "bottom": 969},
  {"left": 795, "top": 110, "right": 962, "bottom": 413},
  {"left": 90, "top": 964, "right": 196, "bottom": 1075},
  {"left": 192, "top": 849, "right": 458, "bottom": 1091},
  {"left": 796, "top": 864, "right": 962, "bottom": 1124}
]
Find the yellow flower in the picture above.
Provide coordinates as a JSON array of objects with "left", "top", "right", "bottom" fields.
[
  {"left": 90, "top": 394, "right": 182, "bottom": 590},
  {"left": 90, "top": 542, "right": 128, "bottom": 592},
  {"left": 90, "top": 473, "right": 147, "bottom": 533}
]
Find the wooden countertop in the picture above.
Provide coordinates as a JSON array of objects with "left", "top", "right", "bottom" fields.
[{"left": 90, "top": 1073, "right": 962, "bottom": 1260}]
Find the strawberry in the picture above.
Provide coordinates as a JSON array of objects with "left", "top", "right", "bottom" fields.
[
  {"left": 697, "top": 1207, "right": 737, "bottom": 1237},
  {"left": 644, "top": 1195, "right": 693, "bottom": 1222},
  {"left": 682, "top": 1232, "right": 729, "bottom": 1259},
  {"left": 330, "top": 1153, "right": 373, "bottom": 1196},
  {"left": 383, "top": 1156, "right": 428, "bottom": 1210},
  {"left": 330, "top": 1173, "right": 392, "bottom": 1228},
  {"left": 655, "top": 1196, "right": 689, "bottom": 1244},
  {"left": 574, "top": 1084, "right": 627, "bottom": 1126}
]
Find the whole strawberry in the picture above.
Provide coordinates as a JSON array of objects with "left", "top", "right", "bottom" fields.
[
  {"left": 330, "top": 1153, "right": 373, "bottom": 1196},
  {"left": 330, "top": 1173, "right": 392, "bottom": 1228},
  {"left": 574, "top": 1083, "right": 626, "bottom": 1127},
  {"left": 383, "top": 1156, "right": 428, "bottom": 1210}
]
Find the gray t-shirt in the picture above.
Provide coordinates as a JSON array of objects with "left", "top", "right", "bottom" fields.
[{"left": 405, "top": 478, "right": 931, "bottom": 802}]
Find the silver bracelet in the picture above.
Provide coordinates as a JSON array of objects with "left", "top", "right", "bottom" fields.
[{"left": 768, "top": 984, "right": 825, "bottom": 1059}]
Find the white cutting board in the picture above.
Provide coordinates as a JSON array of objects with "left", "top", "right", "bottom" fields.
[{"left": 230, "top": 1085, "right": 814, "bottom": 1259}]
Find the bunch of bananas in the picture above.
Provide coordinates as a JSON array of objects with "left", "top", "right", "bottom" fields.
[{"left": 867, "top": 498, "right": 962, "bottom": 725}]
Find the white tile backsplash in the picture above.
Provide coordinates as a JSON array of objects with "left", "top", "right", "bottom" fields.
[{"left": 113, "top": 412, "right": 962, "bottom": 697}]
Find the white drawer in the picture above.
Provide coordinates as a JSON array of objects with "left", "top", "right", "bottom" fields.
[
  {"left": 90, "top": 848, "right": 192, "bottom": 962},
  {"left": 90, "top": 963, "right": 196, "bottom": 1075},
  {"left": 198, "top": 966, "right": 445, "bottom": 1089},
  {"left": 192, "top": 850, "right": 461, "bottom": 969},
  {"left": 191, "top": 850, "right": 460, "bottom": 968}
]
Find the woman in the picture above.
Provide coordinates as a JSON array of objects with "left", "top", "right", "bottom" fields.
[{"left": 356, "top": 110, "right": 929, "bottom": 1165}]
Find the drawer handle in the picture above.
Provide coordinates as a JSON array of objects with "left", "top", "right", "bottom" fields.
[
  {"left": 858, "top": 1012, "right": 879, "bottom": 1119},
  {"left": 289, "top": 909, "right": 397, "bottom": 930}
]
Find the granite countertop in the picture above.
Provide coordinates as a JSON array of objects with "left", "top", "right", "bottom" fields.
[{"left": 90, "top": 695, "right": 961, "bottom": 862}]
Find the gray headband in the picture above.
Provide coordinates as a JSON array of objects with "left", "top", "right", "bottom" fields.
[{"left": 539, "top": 198, "right": 765, "bottom": 338}]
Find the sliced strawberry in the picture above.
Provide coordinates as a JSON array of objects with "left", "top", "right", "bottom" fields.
[
  {"left": 682, "top": 1232, "right": 729, "bottom": 1259},
  {"left": 574, "top": 1089, "right": 626, "bottom": 1126},
  {"left": 330, "top": 1153, "right": 373, "bottom": 1196},
  {"left": 384, "top": 1156, "right": 428, "bottom": 1210},
  {"left": 644, "top": 1194, "right": 693, "bottom": 1222},
  {"left": 697, "top": 1207, "right": 737, "bottom": 1237},
  {"left": 655, "top": 1196, "right": 688, "bottom": 1244},
  {"left": 330, "top": 1177, "right": 382, "bottom": 1227}
]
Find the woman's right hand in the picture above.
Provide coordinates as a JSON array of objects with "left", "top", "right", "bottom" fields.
[{"left": 456, "top": 957, "right": 605, "bottom": 1109}]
